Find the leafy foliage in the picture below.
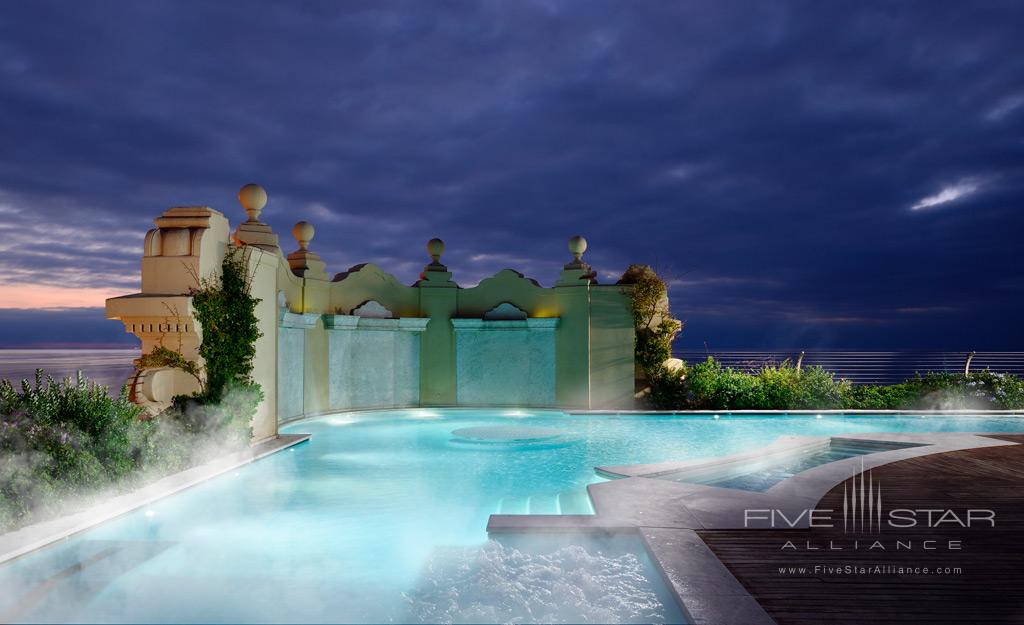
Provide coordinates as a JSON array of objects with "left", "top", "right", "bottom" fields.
[
  {"left": 620, "top": 264, "right": 683, "bottom": 378},
  {"left": 644, "top": 357, "right": 1024, "bottom": 411},
  {"left": 842, "top": 382, "right": 920, "bottom": 410},
  {"left": 190, "top": 246, "right": 262, "bottom": 403},
  {"left": 0, "top": 372, "right": 148, "bottom": 530},
  {"left": 909, "top": 370, "right": 1024, "bottom": 410},
  {"left": 158, "top": 245, "right": 263, "bottom": 444}
]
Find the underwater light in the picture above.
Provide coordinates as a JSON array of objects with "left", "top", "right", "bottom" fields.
[
  {"left": 410, "top": 409, "right": 442, "bottom": 419},
  {"left": 816, "top": 414, "right": 823, "bottom": 419},
  {"left": 713, "top": 414, "right": 720, "bottom": 420},
  {"left": 328, "top": 416, "right": 357, "bottom": 426},
  {"left": 504, "top": 409, "right": 530, "bottom": 417}
]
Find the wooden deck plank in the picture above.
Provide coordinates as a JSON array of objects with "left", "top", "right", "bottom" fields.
[{"left": 698, "top": 434, "right": 1024, "bottom": 624}]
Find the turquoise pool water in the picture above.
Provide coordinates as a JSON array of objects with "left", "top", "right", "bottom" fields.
[{"left": 2, "top": 409, "right": 1023, "bottom": 623}]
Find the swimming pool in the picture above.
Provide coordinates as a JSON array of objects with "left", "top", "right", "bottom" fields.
[{"left": 2, "top": 409, "right": 1023, "bottom": 623}]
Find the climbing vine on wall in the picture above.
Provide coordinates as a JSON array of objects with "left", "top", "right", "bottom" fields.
[
  {"left": 141, "top": 245, "right": 265, "bottom": 444},
  {"left": 190, "top": 246, "right": 262, "bottom": 402}
]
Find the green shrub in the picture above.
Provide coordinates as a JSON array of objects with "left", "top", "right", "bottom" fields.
[
  {"left": 0, "top": 373, "right": 146, "bottom": 530},
  {"left": 620, "top": 265, "right": 682, "bottom": 379},
  {"left": 842, "top": 383, "right": 920, "bottom": 409},
  {"left": 673, "top": 357, "right": 764, "bottom": 410},
  {"left": 646, "top": 366, "right": 689, "bottom": 409},
  {"left": 645, "top": 356, "right": 1024, "bottom": 411},
  {"left": 791, "top": 366, "right": 848, "bottom": 409},
  {"left": 910, "top": 371, "right": 1024, "bottom": 410}
]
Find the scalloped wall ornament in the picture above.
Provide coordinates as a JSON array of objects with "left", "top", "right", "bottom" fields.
[
  {"left": 351, "top": 299, "right": 395, "bottom": 319},
  {"left": 473, "top": 268, "right": 543, "bottom": 290},
  {"left": 483, "top": 302, "right": 528, "bottom": 320},
  {"left": 332, "top": 263, "right": 405, "bottom": 287}
]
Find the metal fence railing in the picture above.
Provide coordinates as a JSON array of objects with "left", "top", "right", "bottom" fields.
[{"left": 672, "top": 350, "right": 1024, "bottom": 385}]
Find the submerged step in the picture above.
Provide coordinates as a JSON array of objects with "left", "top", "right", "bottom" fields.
[
  {"left": 498, "top": 497, "right": 529, "bottom": 515},
  {"left": 528, "top": 494, "right": 560, "bottom": 515},
  {"left": 558, "top": 489, "right": 595, "bottom": 515}
]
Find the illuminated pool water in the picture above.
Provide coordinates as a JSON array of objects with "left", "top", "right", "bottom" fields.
[{"left": 2, "top": 409, "right": 1023, "bottom": 623}]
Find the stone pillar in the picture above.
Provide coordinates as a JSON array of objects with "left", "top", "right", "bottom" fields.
[
  {"left": 106, "top": 206, "right": 231, "bottom": 413},
  {"left": 417, "top": 238, "right": 458, "bottom": 405},
  {"left": 554, "top": 235, "right": 596, "bottom": 408},
  {"left": 285, "top": 221, "right": 330, "bottom": 419}
]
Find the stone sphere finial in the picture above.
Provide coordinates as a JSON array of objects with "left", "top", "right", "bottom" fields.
[
  {"left": 292, "top": 221, "right": 314, "bottom": 251},
  {"left": 427, "top": 237, "right": 445, "bottom": 262},
  {"left": 238, "top": 183, "right": 267, "bottom": 221},
  {"left": 568, "top": 235, "right": 587, "bottom": 261}
]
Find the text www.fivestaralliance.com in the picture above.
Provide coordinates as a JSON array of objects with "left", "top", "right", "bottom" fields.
[{"left": 777, "top": 564, "right": 962, "bottom": 576}]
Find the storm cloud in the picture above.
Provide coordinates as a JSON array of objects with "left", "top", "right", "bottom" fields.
[{"left": 0, "top": 0, "right": 1021, "bottom": 349}]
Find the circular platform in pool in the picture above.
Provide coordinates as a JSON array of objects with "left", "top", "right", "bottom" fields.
[{"left": 451, "top": 425, "right": 565, "bottom": 443}]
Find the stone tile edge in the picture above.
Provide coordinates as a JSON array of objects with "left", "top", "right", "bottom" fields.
[{"left": 639, "top": 528, "right": 777, "bottom": 625}]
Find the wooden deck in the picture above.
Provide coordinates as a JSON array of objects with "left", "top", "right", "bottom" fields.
[{"left": 699, "top": 434, "right": 1024, "bottom": 624}]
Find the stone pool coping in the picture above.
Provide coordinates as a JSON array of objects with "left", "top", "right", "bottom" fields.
[
  {"left": 278, "top": 406, "right": 1024, "bottom": 428},
  {"left": 488, "top": 431, "right": 1020, "bottom": 625},
  {"left": 570, "top": 409, "right": 1024, "bottom": 415},
  {"left": 0, "top": 433, "right": 310, "bottom": 565}
]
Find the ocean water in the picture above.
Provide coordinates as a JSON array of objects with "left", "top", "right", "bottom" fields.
[
  {"left": 2, "top": 408, "right": 1024, "bottom": 623},
  {"left": 0, "top": 349, "right": 138, "bottom": 393}
]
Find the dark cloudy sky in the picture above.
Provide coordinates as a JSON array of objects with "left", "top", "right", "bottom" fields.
[{"left": 0, "top": 1, "right": 1021, "bottom": 349}]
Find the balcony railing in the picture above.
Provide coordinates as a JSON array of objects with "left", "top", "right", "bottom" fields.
[{"left": 672, "top": 350, "right": 1024, "bottom": 385}]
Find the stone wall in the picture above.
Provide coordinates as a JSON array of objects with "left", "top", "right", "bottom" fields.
[
  {"left": 452, "top": 319, "right": 558, "bottom": 406},
  {"left": 106, "top": 185, "right": 637, "bottom": 439}
]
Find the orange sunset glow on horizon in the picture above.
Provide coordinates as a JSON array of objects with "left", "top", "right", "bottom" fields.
[{"left": 0, "top": 283, "right": 130, "bottom": 310}]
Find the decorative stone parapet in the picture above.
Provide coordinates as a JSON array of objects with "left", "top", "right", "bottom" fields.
[{"left": 109, "top": 182, "right": 638, "bottom": 433}]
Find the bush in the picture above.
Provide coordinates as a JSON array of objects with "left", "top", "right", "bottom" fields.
[
  {"left": 646, "top": 367, "right": 690, "bottom": 410},
  {"left": 646, "top": 358, "right": 850, "bottom": 411},
  {"left": 644, "top": 357, "right": 1024, "bottom": 411},
  {"left": 790, "top": 366, "right": 848, "bottom": 409},
  {"left": 620, "top": 265, "right": 682, "bottom": 379},
  {"left": 0, "top": 372, "right": 145, "bottom": 530},
  {"left": 909, "top": 371, "right": 1024, "bottom": 410},
  {"left": 842, "top": 383, "right": 920, "bottom": 409}
]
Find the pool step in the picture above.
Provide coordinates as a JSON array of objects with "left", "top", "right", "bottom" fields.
[
  {"left": 496, "top": 491, "right": 595, "bottom": 515},
  {"left": 557, "top": 489, "right": 595, "bottom": 515},
  {"left": 498, "top": 497, "right": 529, "bottom": 515},
  {"left": 527, "top": 494, "right": 560, "bottom": 515}
]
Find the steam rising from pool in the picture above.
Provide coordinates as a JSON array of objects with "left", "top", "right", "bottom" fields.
[{"left": 404, "top": 540, "right": 673, "bottom": 624}]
